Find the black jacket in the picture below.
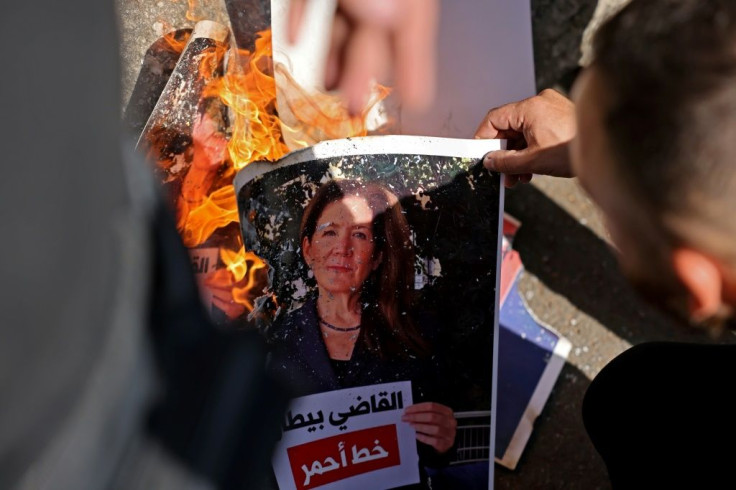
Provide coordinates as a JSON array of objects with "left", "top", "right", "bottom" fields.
[{"left": 267, "top": 298, "right": 448, "bottom": 403}]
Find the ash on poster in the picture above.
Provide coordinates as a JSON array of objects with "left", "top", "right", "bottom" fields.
[{"left": 235, "top": 135, "right": 505, "bottom": 486}]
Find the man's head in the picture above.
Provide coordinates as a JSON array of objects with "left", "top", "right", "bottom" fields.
[{"left": 571, "top": 0, "right": 736, "bottom": 330}]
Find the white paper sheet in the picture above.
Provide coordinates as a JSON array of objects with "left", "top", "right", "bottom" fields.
[{"left": 272, "top": 381, "right": 419, "bottom": 490}]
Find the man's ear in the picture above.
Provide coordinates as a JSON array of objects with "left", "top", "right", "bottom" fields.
[{"left": 671, "top": 248, "right": 724, "bottom": 322}]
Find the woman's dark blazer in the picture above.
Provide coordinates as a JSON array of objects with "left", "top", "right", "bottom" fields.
[
  {"left": 266, "top": 297, "right": 454, "bottom": 480},
  {"left": 266, "top": 297, "right": 449, "bottom": 408}
]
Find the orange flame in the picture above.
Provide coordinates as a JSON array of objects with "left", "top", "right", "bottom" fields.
[
  {"left": 184, "top": 0, "right": 207, "bottom": 21},
  {"left": 221, "top": 246, "right": 268, "bottom": 311},
  {"left": 180, "top": 186, "right": 238, "bottom": 248},
  {"left": 161, "top": 28, "right": 191, "bottom": 53},
  {"left": 197, "top": 40, "right": 228, "bottom": 81},
  {"left": 204, "top": 30, "right": 290, "bottom": 169},
  {"left": 170, "top": 28, "right": 391, "bottom": 316},
  {"left": 274, "top": 64, "right": 391, "bottom": 149}
]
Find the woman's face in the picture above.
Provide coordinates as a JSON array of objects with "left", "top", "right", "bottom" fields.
[{"left": 303, "top": 195, "right": 382, "bottom": 296}]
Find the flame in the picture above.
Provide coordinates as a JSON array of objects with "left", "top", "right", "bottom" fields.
[
  {"left": 184, "top": 0, "right": 208, "bottom": 21},
  {"left": 274, "top": 64, "right": 391, "bottom": 149},
  {"left": 162, "top": 28, "right": 191, "bottom": 53},
  {"left": 220, "top": 246, "right": 268, "bottom": 311},
  {"left": 204, "top": 30, "right": 290, "bottom": 169},
  {"left": 164, "top": 0, "right": 215, "bottom": 22},
  {"left": 180, "top": 186, "right": 238, "bottom": 247},
  {"left": 197, "top": 40, "right": 228, "bottom": 81},
  {"left": 166, "top": 27, "right": 391, "bottom": 316}
]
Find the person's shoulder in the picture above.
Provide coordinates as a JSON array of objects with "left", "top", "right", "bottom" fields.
[{"left": 267, "top": 298, "right": 316, "bottom": 342}]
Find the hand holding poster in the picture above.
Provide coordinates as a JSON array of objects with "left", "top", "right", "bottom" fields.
[{"left": 273, "top": 382, "right": 418, "bottom": 490}]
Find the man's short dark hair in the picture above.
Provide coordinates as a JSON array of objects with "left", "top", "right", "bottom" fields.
[{"left": 593, "top": 0, "right": 736, "bottom": 264}]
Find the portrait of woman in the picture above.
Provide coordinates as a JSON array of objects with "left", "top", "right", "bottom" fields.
[{"left": 267, "top": 178, "right": 457, "bottom": 465}]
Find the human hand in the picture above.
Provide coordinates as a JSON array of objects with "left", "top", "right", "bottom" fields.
[
  {"left": 402, "top": 402, "right": 456, "bottom": 454},
  {"left": 474, "top": 89, "right": 577, "bottom": 187},
  {"left": 288, "top": 0, "right": 439, "bottom": 115}
]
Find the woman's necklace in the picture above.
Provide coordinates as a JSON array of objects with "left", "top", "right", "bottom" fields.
[
  {"left": 319, "top": 316, "right": 361, "bottom": 341},
  {"left": 319, "top": 316, "right": 360, "bottom": 332}
]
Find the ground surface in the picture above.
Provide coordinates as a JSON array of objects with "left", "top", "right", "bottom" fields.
[{"left": 115, "top": 1, "right": 732, "bottom": 488}]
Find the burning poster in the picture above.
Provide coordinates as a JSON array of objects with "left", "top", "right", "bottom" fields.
[
  {"left": 235, "top": 135, "right": 505, "bottom": 488},
  {"left": 134, "top": 19, "right": 393, "bottom": 325}
]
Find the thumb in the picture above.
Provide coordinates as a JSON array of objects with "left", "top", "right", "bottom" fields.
[{"left": 483, "top": 149, "right": 539, "bottom": 175}]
